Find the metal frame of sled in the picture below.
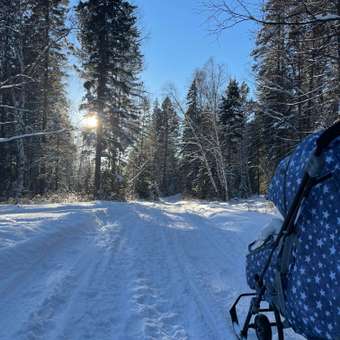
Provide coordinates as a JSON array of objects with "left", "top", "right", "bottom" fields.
[
  {"left": 229, "top": 120, "right": 340, "bottom": 340},
  {"left": 230, "top": 293, "right": 285, "bottom": 340}
]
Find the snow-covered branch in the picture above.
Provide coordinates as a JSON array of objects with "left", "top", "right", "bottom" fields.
[
  {"left": 0, "top": 129, "right": 69, "bottom": 143},
  {"left": 0, "top": 120, "right": 17, "bottom": 126},
  {"left": 0, "top": 104, "right": 32, "bottom": 112}
]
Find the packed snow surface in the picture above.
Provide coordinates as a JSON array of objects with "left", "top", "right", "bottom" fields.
[{"left": 0, "top": 198, "right": 304, "bottom": 339}]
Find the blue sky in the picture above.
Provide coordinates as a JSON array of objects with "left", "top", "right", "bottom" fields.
[
  {"left": 67, "top": 0, "right": 256, "bottom": 121},
  {"left": 133, "top": 0, "right": 256, "bottom": 99}
]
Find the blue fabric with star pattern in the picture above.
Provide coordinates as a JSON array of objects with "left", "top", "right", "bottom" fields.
[{"left": 246, "top": 132, "right": 340, "bottom": 339}]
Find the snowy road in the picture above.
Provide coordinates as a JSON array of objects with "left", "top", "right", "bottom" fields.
[{"left": 0, "top": 199, "right": 304, "bottom": 340}]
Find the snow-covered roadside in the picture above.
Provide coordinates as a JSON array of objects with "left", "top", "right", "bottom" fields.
[{"left": 0, "top": 199, "right": 304, "bottom": 340}]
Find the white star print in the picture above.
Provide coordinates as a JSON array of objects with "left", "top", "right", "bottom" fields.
[
  {"left": 255, "top": 132, "right": 340, "bottom": 339},
  {"left": 317, "top": 239, "right": 324, "bottom": 247},
  {"left": 325, "top": 156, "right": 333, "bottom": 164}
]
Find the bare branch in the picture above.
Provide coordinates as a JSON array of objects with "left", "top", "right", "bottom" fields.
[{"left": 205, "top": 0, "right": 340, "bottom": 29}]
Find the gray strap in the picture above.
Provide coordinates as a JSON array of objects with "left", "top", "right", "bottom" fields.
[
  {"left": 273, "top": 233, "right": 298, "bottom": 315},
  {"left": 283, "top": 156, "right": 292, "bottom": 214},
  {"left": 280, "top": 233, "right": 297, "bottom": 274}
]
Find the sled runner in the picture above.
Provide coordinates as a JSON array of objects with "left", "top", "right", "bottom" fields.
[{"left": 230, "top": 121, "right": 340, "bottom": 340}]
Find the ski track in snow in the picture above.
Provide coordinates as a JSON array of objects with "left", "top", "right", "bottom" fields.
[{"left": 0, "top": 198, "right": 305, "bottom": 340}]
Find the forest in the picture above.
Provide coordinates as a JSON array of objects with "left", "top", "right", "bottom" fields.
[{"left": 0, "top": 0, "right": 339, "bottom": 202}]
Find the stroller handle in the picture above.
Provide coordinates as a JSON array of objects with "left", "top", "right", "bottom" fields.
[{"left": 315, "top": 120, "right": 340, "bottom": 156}]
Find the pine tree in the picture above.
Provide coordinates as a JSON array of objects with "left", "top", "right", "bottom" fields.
[
  {"left": 0, "top": 0, "right": 74, "bottom": 199},
  {"left": 252, "top": 0, "right": 340, "bottom": 188},
  {"left": 219, "top": 79, "right": 242, "bottom": 168},
  {"left": 219, "top": 79, "right": 251, "bottom": 197},
  {"left": 252, "top": 0, "right": 294, "bottom": 184},
  {"left": 181, "top": 77, "right": 203, "bottom": 196},
  {"left": 125, "top": 97, "right": 157, "bottom": 200},
  {"left": 28, "top": 0, "right": 74, "bottom": 195},
  {"left": 0, "top": 0, "right": 26, "bottom": 198},
  {"left": 77, "top": 0, "right": 143, "bottom": 199},
  {"left": 153, "top": 97, "right": 180, "bottom": 196}
]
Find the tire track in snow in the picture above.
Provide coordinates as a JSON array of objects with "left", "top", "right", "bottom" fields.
[
  {"left": 18, "top": 248, "right": 96, "bottom": 340},
  {"left": 7, "top": 207, "right": 125, "bottom": 340},
  {"left": 163, "top": 225, "right": 229, "bottom": 340},
  {"left": 0, "top": 211, "right": 95, "bottom": 293},
  {"left": 123, "top": 203, "right": 236, "bottom": 339},
  {"left": 121, "top": 204, "right": 189, "bottom": 340},
  {"left": 56, "top": 206, "right": 151, "bottom": 340},
  {"left": 53, "top": 209, "right": 134, "bottom": 340},
  {"left": 0, "top": 212, "right": 100, "bottom": 339},
  {"left": 155, "top": 204, "right": 271, "bottom": 339},
  {"left": 169, "top": 225, "right": 242, "bottom": 339}
]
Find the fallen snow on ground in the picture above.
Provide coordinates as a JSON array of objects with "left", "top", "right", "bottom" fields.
[{"left": 0, "top": 198, "right": 304, "bottom": 340}]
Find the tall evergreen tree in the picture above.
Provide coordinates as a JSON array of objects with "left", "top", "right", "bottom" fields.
[
  {"left": 125, "top": 97, "right": 157, "bottom": 200},
  {"left": 219, "top": 79, "right": 251, "bottom": 197},
  {"left": 219, "top": 79, "right": 242, "bottom": 167},
  {"left": 252, "top": 1, "right": 293, "bottom": 183},
  {"left": 252, "top": 0, "right": 340, "bottom": 186},
  {"left": 181, "top": 76, "right": 203, "bottom": 196},
  {"left": 0, "top": 0, "right": 74, "bottom": 199},
  {"left": 28, "top": 0, "right": 74, "bottom": 195},
  {"left": 153, "top": 97, "right": 180, "bottom": 196},
  {"left": 77, "top": 0, "right": 143, "bottom": 199}
]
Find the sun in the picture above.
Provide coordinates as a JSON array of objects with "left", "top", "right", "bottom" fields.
[{"left": 82, "top": 115, "right": 98, "bottom": 129}]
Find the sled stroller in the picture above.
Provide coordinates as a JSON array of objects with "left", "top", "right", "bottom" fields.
[{"left": 230, "top": 121, "right": 340, "bottom": 340}]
